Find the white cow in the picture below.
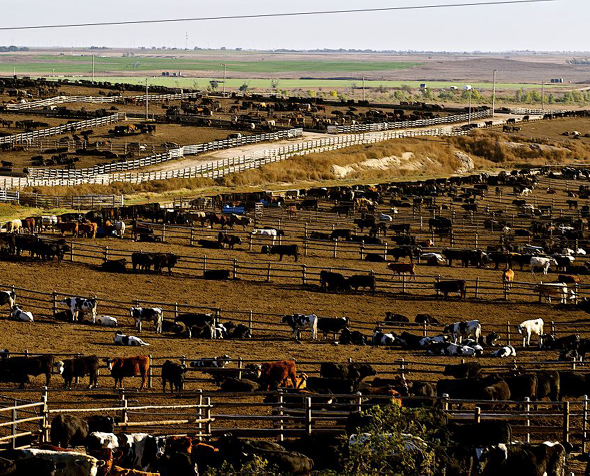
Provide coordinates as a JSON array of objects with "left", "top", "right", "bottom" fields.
[
  {"left": 251, "top": 228, "right": 284, "bottom": 245},
  {"left": 113, "top": 331, "right": 150, "bottom": 346},
  {"left": 19, "top": 449, "right": 103, "bottom": 476},
  {"left": 443, "top": 320, "right": 481, "bottom": 343},
  {"left": 520, "top": 188, "right": 533, "bottom": 196},
  {"left": 492, "top": 345, "right": 517, "bottom": 358},
  {"left": 96, "top": 315, "right": 118, "bottom": 327},
  {"left": 534, "top": 282, "right": 571, "bottom": 304},
  {"left": 516, "top": 318, "right": 544, "bottom": 347},
  {"left": 9, "top": 305, "right": 33, "bottom": 322},
  {"left": 530, "top": 256, "right": 557, "bottom": 276},
  {"left": 39, "top": 215, "right": 58, "bottom": 231}
]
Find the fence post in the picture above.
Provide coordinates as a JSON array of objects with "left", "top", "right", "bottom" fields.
[
  {"left": 267, "top": 263, "right": 271, "bottom": 283},
  {"left": 196, "top": 389, "right": 203, "bottom": 441},
  {"left": 442, "top": 393, "right": 450, "bottom": 412},
  {"left": 162, "top": 223, "right": 166, "bottom": 242},
  {"left": 583, "top": 395, "right": 588, "bottom": 455},
  {"left": 104, "top": 246, "right": 109, "bottom": 262},
  {"left": 70, "top": 242, "right": 74, "bottom": 262},
  {"left": 520, "top": 391, "right": 536, "bottom": 439},
  {"left": 41, "top": 387, "right": 49, "bottom": 443},
  {"left": 423, "top": 321, "right": 427, "bottom": 337},
  {"left": 302, "top": 265, "right": 307, "bottom": 285},
  {"left": 474, "top": 406, "right": 481, "bottom": 424},
  {"left": 333, "top": 238, "right": 338, "bottom": 259},
  {"left": 563, "top": 401, "right": 570, "bottom": 444},
  {"left": 148, "top": 355, "right": 153, "bottom": 389},
  {"left": 203, "top": 256, "right": 207, "bottom": 274},
  {"left": 506, "top": 321, "right": 511, "bottom": 346},
  {"left": 383, "top": 242, "right": 388, "bottom": 261},
  {"left": 121, "top": 393, "right": 129, "bottom": 425},
  {"left": 205, "top": 397, "right": 212, "bottom": 436},
  {"left": 402, "top": 274, "right": 407, "bottom": 294},
  {"left": 249, "top": 232, "right": 254, "bottom": 251},
  {"left": 52, "top": 291, "right": 57, "bottom": 316},
  {"left": 475, "top": 277, "right": 479, "bottom": 299},
  {"left": 305, "top": 397, "right": 312, "bottom": 435},
  {"left": 11, "top": 400, "right": 17, "bottom": 450},
  {"left": 190, "top": 228, "right": 195, "bottom": 246},
  {"left": 278, "top": 389, "right": 285, "bottom": 442},
  {"left": 400, "top": 358, "right": 406, "bottom": 380},
  {"left": 248, "top": 311, "right": 253, "bottom": 335},
  {"left": 233, "top": 259, "right": 238, "bottom": 280}
]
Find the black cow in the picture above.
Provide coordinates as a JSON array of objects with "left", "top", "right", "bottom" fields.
[
  {"left": 415, "top": 313, "right": 439, "bottom": 324},
  {"left": 478, "top": 442, "right": 567, "bottom": 476},
  {"left": 541, "top": 334, "right": 580, "bottom": 350},
  {"left": 339, "top": 328, "right": 367, "bottom": 345},
  {"left": 320, "top": 271, "right": 349, "bottom": 292},
  {"left": 449, "top": 421, "right": 512, "bottom": 447},
  {"left": 347, "top": 274, "right": 376, "bottom": 292},
  {"left": 203, "top": 269, "right": 231, "bottom": 280},
  {"left": 306, "top": 377, "right": 355, "bottom": 394},
  {"left": 0, "top": 354, "right": 54, "bottom": 388},
  {"left": 56, "top": 355, "right": 99, "bottom": 389},
  {"left": 317, "top": 317, "right": 349, "bottom": 339},
  {"left": 330, "top": 229, "right": 352, "bottom": 240},
  {"left": 175, "top": 313, "right": 215, "bottom": 339},
  {"left": 364, "top": 253, "right": 386, "bottom": 262},
  {"left": 162, "top": 360, "right": 187, "bottom": 393},
  {"left": 435, "top": 279, "right": 467, "bottom": 299},
  {"left": 131, "top": 252, "right": 153, "bottom": 272},
  {"left": 385, "top": 312, "right": 409, "bottom": 323},
  {"left": 219, "top": 233, "right": 242, "bottom": 249},
  {"left": 50, "top": 414, "right": 88, "bottom": 448},
  {"left": 443, "top": 362, "right": 482, "bottom": 379},
  {"left": 502, "top": 374, "right": 537, "bottom": 402},
  {"left": 198, "top": 239, "right": 223, "bottom": 249},
  {"left": 320, "top": 363, "right": 376, "bottom": 385},
  {"left": 261, "top": 244, "right": 298, "bottom": 262},
  {"left": 101, "top": 258, "right": 126, "bottom": 273},
  {"left": 151, "top": 252, "right": 178, "bottom": 275}
]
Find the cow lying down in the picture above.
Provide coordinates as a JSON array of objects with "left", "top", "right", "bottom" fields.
[{"left": 113, "top": 331, "right": 149, "bottom": 346}]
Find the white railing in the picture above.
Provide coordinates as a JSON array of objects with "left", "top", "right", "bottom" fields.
[
  {"left": 327, "top": 109, "right": 492, "bottom": 134},
  {"left": 0, "top": 113, "right": 124, "bottom": 145}
]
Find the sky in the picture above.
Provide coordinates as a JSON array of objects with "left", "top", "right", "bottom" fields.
[{"left": 0, "top": 0, "right": 586, "bottom": 52}]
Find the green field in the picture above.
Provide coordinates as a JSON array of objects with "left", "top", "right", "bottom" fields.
[
  {"left": 1, "top": 54, "right": 421, "bottom": 74},
  {"left": 84, "top": 76, "right": 563, "bottom": 91}
]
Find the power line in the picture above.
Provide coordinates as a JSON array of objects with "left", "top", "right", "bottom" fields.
[{"left": 0, "top": 0, "right": 558, "bottom": 31}]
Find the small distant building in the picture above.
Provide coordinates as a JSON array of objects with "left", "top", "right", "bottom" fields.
[
  {"left": 550, "top": 78, "right": 564, "bottom": 83},
  {"left": 161, "top": 71, "right": 183, "bottom": 77}
]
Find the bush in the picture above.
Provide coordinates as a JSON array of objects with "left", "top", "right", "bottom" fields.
[{"left": 344, "top": 404, "right": 451, "bottom": 476}]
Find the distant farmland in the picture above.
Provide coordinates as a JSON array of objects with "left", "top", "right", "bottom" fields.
[{"left": 0, "top": 54, "right": 422, "bottom": 74}]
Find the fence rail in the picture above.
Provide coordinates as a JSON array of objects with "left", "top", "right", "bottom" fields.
[
  {"left": 0, "top": 113, "right": 124, "bottom": 145},
  {"left": 26, "top": 128, "right": 304, "bottom": 179},
  {"left": 3, "top": 92, "right": 202, "bottom": 111},
  {"left": 327, "top": 109, "right": 492, "bottom": 134}
]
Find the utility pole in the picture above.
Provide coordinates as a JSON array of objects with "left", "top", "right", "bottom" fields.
[
  {"left": 468, "top": 89, "right": 472, "bottom": 124},
  {"left": 492, "top": 70, "right": 498, "bottom": 118},
  {"left": 362, "top": 75, "right": 366, "bottom": 102},
  {"left": 541, "top": 81, "right": 545, "bottom": 111},
  {"left": 221, "top": 63, "right": 227, "bottom": 97},
  {"left": 145, "top": 78, "right": 149, "bottom": 120},
  {"left": 92, "top": 55, "right": 95, "bottom": 83}
]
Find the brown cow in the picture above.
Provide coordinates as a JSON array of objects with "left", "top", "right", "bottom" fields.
[
  {"left": 558, "top": 274, "right": 580, "bottom": 285},
  {"left": 258, "top": 359, "right": 297, "bottom": 390},
  {"left": 87, "top": 447, "right": 113, "bottom": 476},
  {"left": 78, "top": 221, "right": 98, "bottom": 239},
  {"left": 56, "top": 222, "right": 78, "bottom": 237},
  {"left": 503, "top": 268, "right": 515, "bottom": 289},
  {"left": 22, "top": 217, "right": 35, "bottom": 233},
  {"left": 387, "top": 262, "right": 416, "bottom": 280},
  {"left": 104, "top": 355, "right": 150, "bottom": 390}
]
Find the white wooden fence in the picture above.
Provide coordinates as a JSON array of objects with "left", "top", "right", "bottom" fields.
[
  {"left": 0, "top": 113, "right": 125, "bottom": 145},
  {"left": 3, "top": 92, "right": 201, "bottom": 111},
  {"left": 26, "top": 129, "right": 304, "bottom": 179}
]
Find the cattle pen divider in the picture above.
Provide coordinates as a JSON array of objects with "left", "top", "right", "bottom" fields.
[{"left": 0, "top": 388, "right": 588, "bottom": 453}]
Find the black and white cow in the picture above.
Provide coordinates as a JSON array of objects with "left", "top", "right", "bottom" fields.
[
  {"left": 282, "top": 314, "right": 318, "bottom": 341},
  {"left": 491, "top": 345, "right": 517, "bottom": 358},
  {"left": 113, "top": 331, "right": 150, "bottom": 346},
  {"left": 117, "top": 433, "right": 167, "bottom": 472},
  {"left": 372, "top": 329, "right": 396, "bottom": 346},
  {"left": 443, "top": 320, "right": 482, "bottom": 343},
  {"left": 190, "top": 354, "right": 232, "bottom": 368},
  {"left": 130, "top": 307, "right": 163, "bottom": 333},
  {"left": 9, "top": 305, "right": 33, "bottom": 322},
  {"left": 60, "top": 297, "right": 98, "bottom": 323},
  {"left": 428, "top": 343, "right": 482, "bottom": 356},
  {"left": 0, "top": 291, "right": 15, "bottom": 310}
]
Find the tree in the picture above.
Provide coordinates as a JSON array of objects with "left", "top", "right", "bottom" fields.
[
  {"left": 239, "top": 82, "right": 250, "bottom": 92},
  {"left": 209, "top": 80, "right": 219, "bottom": 91},
  {"left": 345, "top": 403, "right": 454, "bottom": 476},
  {"left": 270, "top": 79, "right": 280, "bottom": 90}
]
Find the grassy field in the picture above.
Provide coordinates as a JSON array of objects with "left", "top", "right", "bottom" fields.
[
  {"left": 1, "top": 54, "right": 421, "bottom": 74},
  {"left": 66, "top": 75, "right": 564, "bottom": 91}
]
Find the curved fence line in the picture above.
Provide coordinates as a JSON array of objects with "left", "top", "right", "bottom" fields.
[
  {"left": 0, "top": 113, "right": 124, "bottom": 145},
  {"left": 3, "top": 92, "right": 202, "bottom": 111}
]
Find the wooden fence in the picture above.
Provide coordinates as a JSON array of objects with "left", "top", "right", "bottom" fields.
[
  {"left": 26, "top": 128, "right": 304, "bottom": 179},
  {"left": 3, "top": 92, "right": 202, "bottom": 111},
  {"left": 17, "top": 192, "right": 123, "bottom": 209},
  {"left": 327, "top": 109, "right": 492, "bottom": 134},
  {"left": 0, "top": 113, "right": 124, "bottom": 145},
  {"left": 0, "top": 383, "right": 587, "bottom": 450}
]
